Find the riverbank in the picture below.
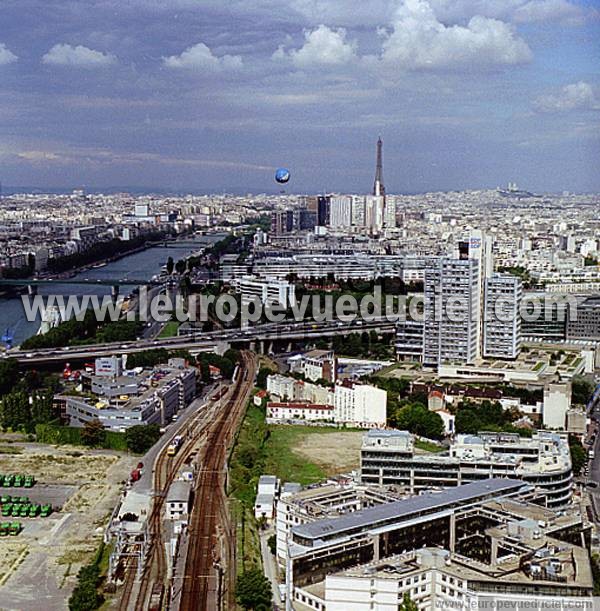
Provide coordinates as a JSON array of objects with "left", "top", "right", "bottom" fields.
[{"left": 0, "top": 235, "right": 225, "bottom": 346}]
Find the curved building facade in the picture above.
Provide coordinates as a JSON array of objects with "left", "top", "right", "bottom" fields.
[{"left": 360, "top": 430, "right": 573, "bottom": 508}]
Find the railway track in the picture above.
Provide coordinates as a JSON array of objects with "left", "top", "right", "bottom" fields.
[
  {"left": 116, "top": 380, "right": 238, "bottom": 611},
  {"left": 179, "top": 351, "right": 256, "bottom": 611}
]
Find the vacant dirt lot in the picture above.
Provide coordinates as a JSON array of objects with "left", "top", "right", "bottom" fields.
[
  {"left": 292, "top": 431, "right": 364, "bottom": 474},
  {"left": 0, "top": 443, "right": 135, "bottom": 611}
]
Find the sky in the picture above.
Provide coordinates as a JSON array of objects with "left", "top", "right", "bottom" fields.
[{"left": 0, "top": 0, "right": 599, "bottom": 194}]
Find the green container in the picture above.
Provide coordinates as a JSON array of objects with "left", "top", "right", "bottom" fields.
[
  {"left": 1, "top": 494, "right": 11, "bottom": 504},
  {"left": 40, "top": 504, "right": 52, "bottom": 517},
  {"left": 29, "top": 505, "right": 40, "bottom": 518},
  {"left": 9, "top": 522, "right": 22, "bottom": 535},
  {"left": 3, "top": 475, "right": 13, "bottom": 487}
]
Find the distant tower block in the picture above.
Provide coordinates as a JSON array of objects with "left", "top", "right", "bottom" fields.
[{"left": 373, "top": 137, "right": 385, "bottom": 197}]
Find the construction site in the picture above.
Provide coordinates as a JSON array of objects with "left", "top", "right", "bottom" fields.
[{"left": 0, "top": 443, "right": 137, "bottom": 610}]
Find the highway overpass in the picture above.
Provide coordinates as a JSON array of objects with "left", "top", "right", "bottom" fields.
[{"left": 4, "top": 318, "right": 397, "bottom": 366}]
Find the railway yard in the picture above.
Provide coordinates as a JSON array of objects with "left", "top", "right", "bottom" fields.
[{"left": 111, "top": 351, "right": 257, "bottom": 611}]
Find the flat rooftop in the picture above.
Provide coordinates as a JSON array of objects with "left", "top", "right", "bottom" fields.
[{"left": 292, "top": 478, "right": 526, "bottom": 542}]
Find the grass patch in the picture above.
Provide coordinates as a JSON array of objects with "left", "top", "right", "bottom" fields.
[
  {"left": 158, "top": 320, "right": 180, "bottom": 338},
  {"left": 228, "top": 401, "right": 333, "bottom": 578},
  {"left": 415, "top": 439, "right": 446, "bottom": 453},
  {"left": 263, "top": 426, "right": 330, "bottom": 484}
]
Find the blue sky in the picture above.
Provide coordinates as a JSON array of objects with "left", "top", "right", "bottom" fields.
[{"left": 0, "top": 0, "right": 599, "bottom": 194}]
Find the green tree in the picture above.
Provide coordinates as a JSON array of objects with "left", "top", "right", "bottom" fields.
[
  {"left": 569, "top": 434, "right": 587, "bottom": 475},
  {"left": 166, "top": 256, "right": 174, "bottom": 275},
  {"left": 68, "top": 564, "right": 103, "bottom": 611},
  {"left": 30, "top": 392, "right": 55, "bottom": 425},
  {"left": 0, "top": 391, "right": 30, "bottom": 431},
  {"left": 572, "top": 376, "right": 594, "bottom": 406},
  {"left": 394, "top": 403, "right": 444, "bottom": 439},
  {"left": 235, "top": 569, "right": 272, "bottom": 610},
  {"left": 124, "top": 424, "right": 161, "bottom": 454},
  {"left": 81, "top": 419, "right": 106, "bottom": 447},
  {"left": 0, "top": 358, "right": 19, "bottom": 397},
  {"left": 256, "top": 367, "right": 273, "bottom": 390},
  {"left": 399, "top": 593, "right": 419, "bottom": 611},
  {"left": 267, "top": 534, "right": 276, "bottom": 555}
]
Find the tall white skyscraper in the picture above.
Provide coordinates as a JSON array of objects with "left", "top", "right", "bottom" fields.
[
  {"left": 483, "top": 274, "right": 522, "bottom": 359},
  {"left": 351, "top": 196, "right": 366, "bottom": 227},
  {"left": 383, "top": 197, "right": 396, "bottom": 228},
  {"left": 423, "top": 257, "right": 481, "bottom": 367},
  {"left": 329, "top": 195, "right": 352, "bottom": 228},
  {"left": 365, "top": 195, "right": 385, "bottom": 233},
  {"left": 457, "top": 229, "right": 494, "bottom": 359}
]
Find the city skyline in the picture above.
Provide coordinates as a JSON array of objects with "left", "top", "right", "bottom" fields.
[{"left": 0, "top": 0, "right": 599, "bottom": 194}]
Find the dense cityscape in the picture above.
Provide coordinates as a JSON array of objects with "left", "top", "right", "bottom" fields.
[
  {"left": 0, "top": 136, "right": 598, "bottom": 611},
  {"left": 1, "top": 0, "right": 599, "bottom": 610}
]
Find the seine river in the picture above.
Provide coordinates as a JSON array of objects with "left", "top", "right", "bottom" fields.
[{"left": 0, "top": 234, "right": 224, "bottom": 346}]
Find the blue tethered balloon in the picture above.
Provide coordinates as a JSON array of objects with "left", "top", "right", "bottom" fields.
[{"left": 275, "top": 168, "right": 290, "bottom": 184}]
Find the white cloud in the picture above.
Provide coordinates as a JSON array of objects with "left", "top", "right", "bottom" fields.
[
  {"left": 512, "top": 0, "right": 585, "bottom": 24},
  {"left": 534, "top": 81, "right": 600, "bottom": 112},
  {"left": 380, "top": 0, "right": 532, "bottom": 71},
  {"left": 428, "top": 0, "right": 586, "bottom": 23},
  {"left": 0, "top": 43, "right": 18, "bottom": 65},
  {"left": 286, "top": 0, "right": 587, "bottom": 27},
  {"left": 42, "top": 44, "right": 116, "bottom": 67},
  {"left": 274, "top": 24, "right": 357, "bottom": 68},
  {"left": 288, "top": 1, "right": 397, "bottom": 27},
  {"left": 163, "top": 42, "right": 242, "bottom": 71}
]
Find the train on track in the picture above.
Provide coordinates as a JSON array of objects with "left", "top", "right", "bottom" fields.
[{"left": 211, "top": 387, "right": 228, "bottom": 402}]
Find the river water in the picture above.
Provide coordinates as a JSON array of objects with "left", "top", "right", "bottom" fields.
[{"left": 0, "top": 235, "right": 224, "bottom": 346}]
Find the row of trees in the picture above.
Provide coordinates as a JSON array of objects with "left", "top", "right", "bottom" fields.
[
  {"left": 331, "top": 331, "right": 393, "bottom": 359},
  {"left": 68, "top": 559, "right": 103, "bottom": 610},
  {"left": 49, "top": 230, "right": 170, "bottom": 274},
  {"left": 0, "top": 363, "right": 61, "bottom": 432},
  {"left": 569, "top": 434, "right": 587, "bottom": 475},
  {"left": 165, "top": 256, "right": 190, "bottom": 275},
  {"left": 0, "top": 391, "right": 54, "bottom": 432},
  {"left": 449, "top": 399, "right": 532, "bottom": 436},
  {"left": 21, "top": 309, "right": 143, "bottom": 350},
  {"left": 78, "top": 420, "right": 160, "bottom": 453}
]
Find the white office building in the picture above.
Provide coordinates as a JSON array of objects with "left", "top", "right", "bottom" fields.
[
  {"left": 329, "top": 195, "right": 352, "bottom": 229},
  {"left": 334, "top": 381, "right": 387, "bottom": 428},
  {"left": 237, "top": 275, "right": 296, "bottom": 307},
  {"left": 543, "top": 382, "right": 572, "bottom": 429},
  {"left": 423, "top": 257, "right": 480, "bottom": 366},
  {"left": 254, "top": 475, "right": 279, "bottom": 521},
  {"left": 483, "top": 273, "right": 522, "bottom": 359},
  {"left": 360, "top": 429, "right": 573, "bottom": 507}
]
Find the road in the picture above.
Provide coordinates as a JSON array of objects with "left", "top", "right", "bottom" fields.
[
  {"left": 260, "top": 528, "right": 282, "bottom": 608},
  {"left": 135, "top": 382, "right": 216, "bottom": 494},
  {"left": 583, "top": 383, "right": 600, "bottom": 522},
  {"left": 7, "top": 318, "right": 396, "bottom": 365}
]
